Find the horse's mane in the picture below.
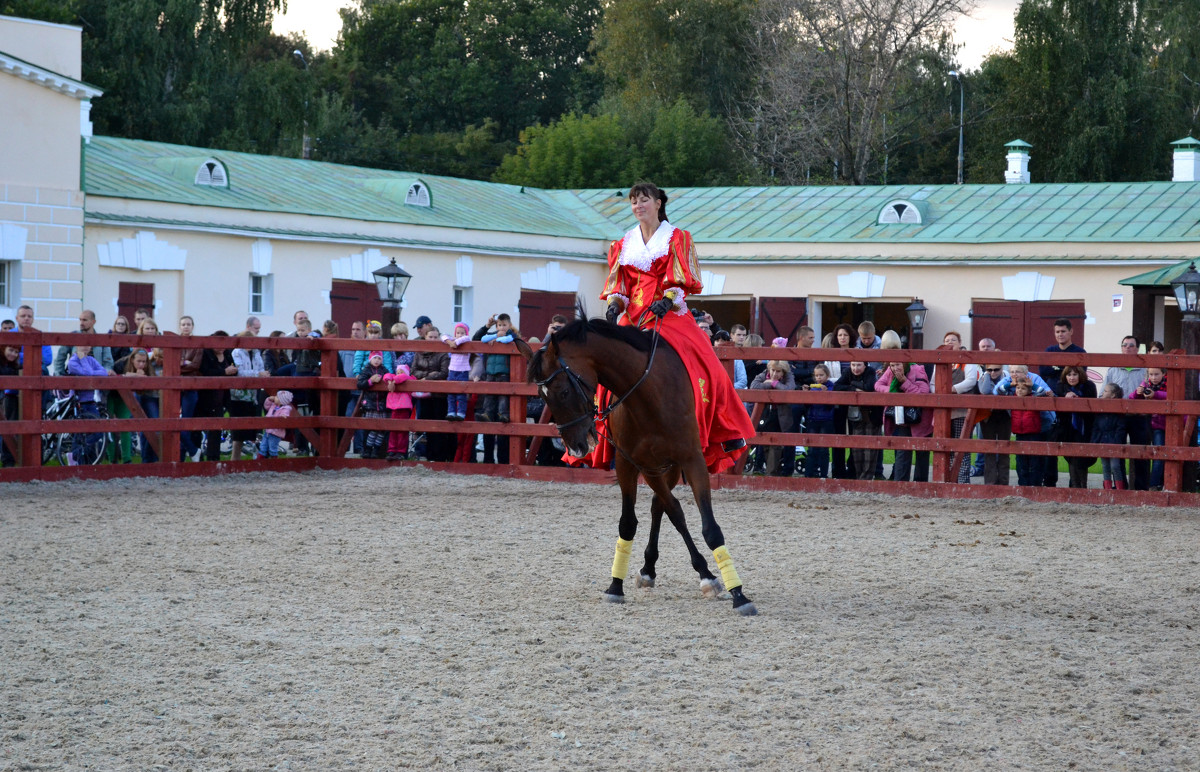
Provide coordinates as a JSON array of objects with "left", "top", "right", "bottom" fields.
[{"left": 526, "top": 317, "right": 654, "bottom": 382}]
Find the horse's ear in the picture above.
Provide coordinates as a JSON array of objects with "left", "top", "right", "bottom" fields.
[{"left": 513, "top": 336, "right": 535, "bottom": 362}]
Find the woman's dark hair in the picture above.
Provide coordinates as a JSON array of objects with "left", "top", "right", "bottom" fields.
[
  {"left": 712, "top": 330, "right": 732, "bottom": 343},
  {"left": 1150, "top": 340, "right": 1165, "bottom": 352},
  {"left": 833, "top": 323, "right": 857, "bottom": 348},
  {"left": 628, "top": 182, "right": 669, "bottom": 222},
  {"left": 1059, "top": 365, "right": 1088, "bottom": 383}
]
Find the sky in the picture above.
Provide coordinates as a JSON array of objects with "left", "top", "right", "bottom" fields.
[{"left": 272, "top": 0, "right": 1021, "bottom": 72}]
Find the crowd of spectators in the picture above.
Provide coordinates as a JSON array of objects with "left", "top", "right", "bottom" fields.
[{"left": 0, "top": 304, "right": 1183, "bottom": 489}]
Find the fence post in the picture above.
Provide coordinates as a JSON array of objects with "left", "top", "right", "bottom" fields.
[
  {"left": 931, "top": 357, "right": 953, "bottom": 482},
  {"left": 508, "top": 348, "right": 526, "bottom": 466},
  {"left": 1164, "top": 368, "right": 1185, "bottom": 492},
  {"left": 19, "top": 336, "right": 41, "bottom": 466},
  {"left": 319, "top": 344, "right": 339, "bottom": 460},
  {"left": 160, "top": 346, "right": 181, "bottom": 464}
]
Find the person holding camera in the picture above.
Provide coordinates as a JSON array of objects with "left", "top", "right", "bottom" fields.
[{"left": 1128, "top": 366, "right": 1168, "bottom": 490}]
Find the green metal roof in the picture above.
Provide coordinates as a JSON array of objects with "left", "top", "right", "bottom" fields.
[
  {"left": 84, "top": 135, "right": 1200, "bottom": 248},
  {"left": 83, "top": 136, "right": 614, "bottom": 241},
  {"left": 572, "top": 180, "right": 1200, "bottom": 244},
  {"left": 1119, "top": 259, "right": 1200, "bottom": 287}
]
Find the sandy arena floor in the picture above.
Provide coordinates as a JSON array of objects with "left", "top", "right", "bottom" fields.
[{"left": 2, "top": 469, "right": 1199, "bottom": 770}]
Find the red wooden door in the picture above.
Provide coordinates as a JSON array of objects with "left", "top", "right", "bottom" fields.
[
  {"left": 755, "top": 297, "right": 807, "bottom": 344},
  {"left": 517, "top": 290, "right": 577, "bottom": 340},
  {"left": 330, "top": 280, "right": 382, "bottom": 335},
  {"left": 970, "top": 300, "right": 1086, "bottom": 351},
  {"left": 117, "top": 282, "right": 155, "bottom": 323},
  {"left": 1025, "top": 301, "right": 1086, "bottom": 351}
]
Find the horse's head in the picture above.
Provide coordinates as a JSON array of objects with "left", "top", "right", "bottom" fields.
[{"left": 517, "top": 327, "right": 599, "bottom": 458}]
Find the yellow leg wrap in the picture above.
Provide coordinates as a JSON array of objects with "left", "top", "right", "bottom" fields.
[
  {"left": 713, "top": 545, "right": 742, "bottom": 591},
  {"left": 611, "top": 537, "right": 634, "bottom": 580}
]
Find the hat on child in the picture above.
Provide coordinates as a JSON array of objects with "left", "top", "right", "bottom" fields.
[
  {"left": 772, "top": 336, "right": 788, "bottom": 347},
  {"left": 396, "top": 363, "right": 410, "bottom": 375},
  {"left": 454, "top": 322, "right": 469, "bottom": 335},
  {"left": 369, "top": 350, "right": 383, "bottom": 362},
  {"left": 275, "top": 390, "right": 293, "bottom": 406}
]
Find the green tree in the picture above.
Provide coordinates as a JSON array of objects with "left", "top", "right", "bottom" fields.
[
  {"left": 592, "top": 0, "right": 755, "bottom": 116},
  {"left": 495, "top": 99, "right": 742, "bottom": 188}
]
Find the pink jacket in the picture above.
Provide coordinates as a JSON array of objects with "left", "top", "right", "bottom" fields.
[
  {"left": 874, "top": 364, "right": 934, "bottom": 437},
  {"left": 264, "top": 398, "right": 293, "bottom": 438},
  {"left": 382, "top": 371, "right": 415, "bottom": 411}
]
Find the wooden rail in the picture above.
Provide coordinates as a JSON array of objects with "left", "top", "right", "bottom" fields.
[{"left": 2, "top": 331, "right": 1199, "bottom": 506}]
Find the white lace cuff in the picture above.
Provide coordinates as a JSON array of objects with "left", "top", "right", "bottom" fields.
[
  {"left": 663, "top": 287, "right": 686, "bottom": 310},
  {"left": 607, "top": 293, "right": 629, "bottom": 309}
]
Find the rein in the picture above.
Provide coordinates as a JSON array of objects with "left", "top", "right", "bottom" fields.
[{"left": 537, "top": 318, "right": 668, "bottom": 473}]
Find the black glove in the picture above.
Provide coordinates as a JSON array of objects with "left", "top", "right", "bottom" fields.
[
  {"left": 649, "top": 298, "right": 673, "bottom": 318},
  {"left": 606, "top": 302, "right": 622, "bottom": 324}
]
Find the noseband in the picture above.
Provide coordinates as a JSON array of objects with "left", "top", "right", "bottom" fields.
[{"left": 535, "top": 358, "right": 597, "bottom": 431}]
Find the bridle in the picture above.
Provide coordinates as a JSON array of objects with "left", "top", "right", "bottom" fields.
[{"left": 535, "top": 318, "right": 663, "bottom": 436}]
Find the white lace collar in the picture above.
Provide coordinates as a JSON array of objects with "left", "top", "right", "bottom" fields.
[{"left": 619, "top": 221, "right": 676, "bottom": 271}]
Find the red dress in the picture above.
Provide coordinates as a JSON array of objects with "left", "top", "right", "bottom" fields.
[{"left": 573, "top": 222, "right": 754, "bottom": 473}]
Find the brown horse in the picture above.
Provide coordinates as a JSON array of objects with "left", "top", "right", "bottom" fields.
[{"left": 517, "top": 318, "right": 757, "bottom": 616}]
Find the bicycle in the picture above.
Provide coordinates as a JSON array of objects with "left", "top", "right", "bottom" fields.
[{"left": 42, "top": 390, "right": 109, "bottom": 466}]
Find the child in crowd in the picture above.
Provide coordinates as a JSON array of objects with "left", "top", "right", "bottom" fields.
[
  {"left": 1129, "top": 367, "right": 1168, "bottom": 489},
  {"left": 1009, "top": 376, "right": 1054, "bottom": 487},
  {"left": 66, "top": 344, "right": 109, "bottom": 465},
  {"left": 356, "top": 351, "right": 390, "bottom": 459},
  {"left": 835, "top": 359, "right": 881, "bottom": 480},
  {"left": 474, "top": 313, "right": 514, "bottom": 423},
  {"left": 122, "top": 348, "right": 160, "bottom": 463},
  {"left": 443, "top": 322, "right": 471, "bottom": 420},
  {"left": 1092, "top": 383, "right": 1128, "bottom": 489},
  {"left": 258, "top": 390, "right": 293, "bottom": 459},
  {"left": 804, "top": 363, "right": 835, "bottom": 478},
  {"left": 383, "top": 363, "right": 415, "bottom": 461}
]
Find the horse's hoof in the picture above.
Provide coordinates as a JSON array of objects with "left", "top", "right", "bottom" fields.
[
  {"left": 636, "top": 573, "right": 655, "bottom": 588},
  {"left": 699, "top": 578, "right": 722, "bottom": 599},
  {"left": 734, "top": 601, "right": 758, "bottom": 616},
  {"left": 602, "top": 593, "right": 625, "bottom": 604}
]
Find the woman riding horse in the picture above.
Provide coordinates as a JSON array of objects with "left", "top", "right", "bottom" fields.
[{"left": 588, "top": 182, "right": 754, "bottom": 474}]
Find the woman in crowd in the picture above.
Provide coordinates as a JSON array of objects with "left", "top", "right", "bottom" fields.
[
  {"left": 230, "top": 330, "right": 268, "bottom": 461},
  {"left": 938, "top": 331, "right": 980, "bottom": 484},
  {"left": 874, "top": 330, "right": 932, "bottom": 482},
  {"left": 412, "top": 325, "right": 452, "bottom": 461},
  {"left": 749, "top": 359, "right": 795, "bottom": 476},
  {"left": 198, "top": 331, "right": 234, "bottom": 462},
  {"left": 825, "top": 323, "right": 857, "bottom": 478},
  {"left": 834, "top": 359, "right": 881, "bottom": 480},
  {"left": 353, "top": 321, "right": 393, "bottom": 377},
  {"left": 1129, "top": 366, "right": 1168, "bottom": 490},
  {"left": 108, "top": 315, "right": 133, "bottom": 371},
  {"left": 1056, "top": 365, "right": 1097, "bottom": 488},
  {"left": 105, "top": 315, "right": 135, "bottom": 463}
]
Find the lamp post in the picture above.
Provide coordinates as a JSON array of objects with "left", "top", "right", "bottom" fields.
[
  {"left": 293, "top": 49, "right": 312, "bottom": 160},
  {"left": 1170, "top": 262, "right": 1200, "bottom": 490},
  {"left": 905, "top": 298, "right": 928, "bottom": 349},
  {"left": 948, "top": 70, "right": 964, "bottom": 185},
  {"left": 372, "top": 258, "right": 412, "bottom": 339}
]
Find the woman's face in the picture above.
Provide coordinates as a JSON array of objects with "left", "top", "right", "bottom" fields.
[
  {"left": 630, "top": 193, "right": 661, "bottom": 226},
  {"left": 1148, "top": 368, "right": 1164, "bottom": 384},
  {"left": 1066, "top": 370, "right": 1081, "bottom": 385},
  {"left": 141, "top": 322, "right": 158, "bottom": 335},
  {"left": 850, "top": 361, "right": 866, "bottom": 375},
  {"left": 425, "top": 329, "right": 440, "bottom": 341},
  {"left": 943, "top": 333, "right": 961, "bottom": 348},
  {"left": 131, "top": 353, "right": 148, "bottom": 372},
  {"left": 837, "top": 329, "right": 851, "bottom": 347},
  {"left": 179, "top": 318, "right": 193, "bottom": 335},
  {"left": 113, "top": 318, "right": 128, "bottom": 333},
  {"left": 1150, "top": 345, "right": 1164, "bottom": 354}
]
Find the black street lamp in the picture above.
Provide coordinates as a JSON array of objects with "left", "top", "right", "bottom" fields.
[
  {"left": 905, "top": 298, "right": 928, "bottom": 349},
  {"left": 1170, "top": 262, "right": 1200, "bottom": 490},
  {"left": 372, "top": 258, "right": 412, "bottom": 338}
]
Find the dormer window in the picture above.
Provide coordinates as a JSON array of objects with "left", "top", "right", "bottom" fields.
[
  {"left": 195, "top": 159, "right": 228, "bottom": 187},
  {"left": 877, "top": 199, "right": 924, "bottom": 224},
  {"left": 405, "top": 181, "right": 431, "bottom": 207}
]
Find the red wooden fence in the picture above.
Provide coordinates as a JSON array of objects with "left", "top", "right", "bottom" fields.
[{"left": 2, "top": 331, "right": 1199, "bottom": 507}]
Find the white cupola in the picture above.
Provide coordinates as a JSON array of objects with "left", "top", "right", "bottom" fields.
[
  {"left": 1004, "top": 139, "right": 1032, "bottom": 184},
  {"left": 1172, "top": 137, "right": 1200, "bottom": 182}
]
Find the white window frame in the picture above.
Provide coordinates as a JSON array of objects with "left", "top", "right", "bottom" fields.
[
  {"left": 453, "top": 286, "right": 473, "bottom": 327},
  {"left": 249, "top": 273, "right": 274, "bottom": 315},
  {"left": 0, "top": 261, "right": 9, "bottom": 307}
]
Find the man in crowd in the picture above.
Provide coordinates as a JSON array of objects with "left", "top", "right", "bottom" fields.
[
  {"left": 1104, "top": 335, "right": 1150, "bottom": 490},
  {"left": 244, "top": 315, "right": 262, "bottom": 336},
  {"left": 133, "top": 307, "right": 151, "bottom": 331},
  {"left": 976, "top": 355, "right": 1012, "bottom": 486},
  {"left": 414, "top": 315, "right": 434, "bottom": 340},
  {"left": 545, "top": 315, "right": 567, "bottom": 339},
  {"left": 1, "top": 319, "right": 13, "bottom": 332},
  {"left": 1039, "top": 318, "right": 1086, "bottom": 486},
  {"left": 51, "top": 309, "right": 114, "bottom": 375},
  {"left": 782, "top": 325, "right": 817, "bottom": 476},
  {"left": 339, "top": 320, "right": 365, "bottom": 455}
]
